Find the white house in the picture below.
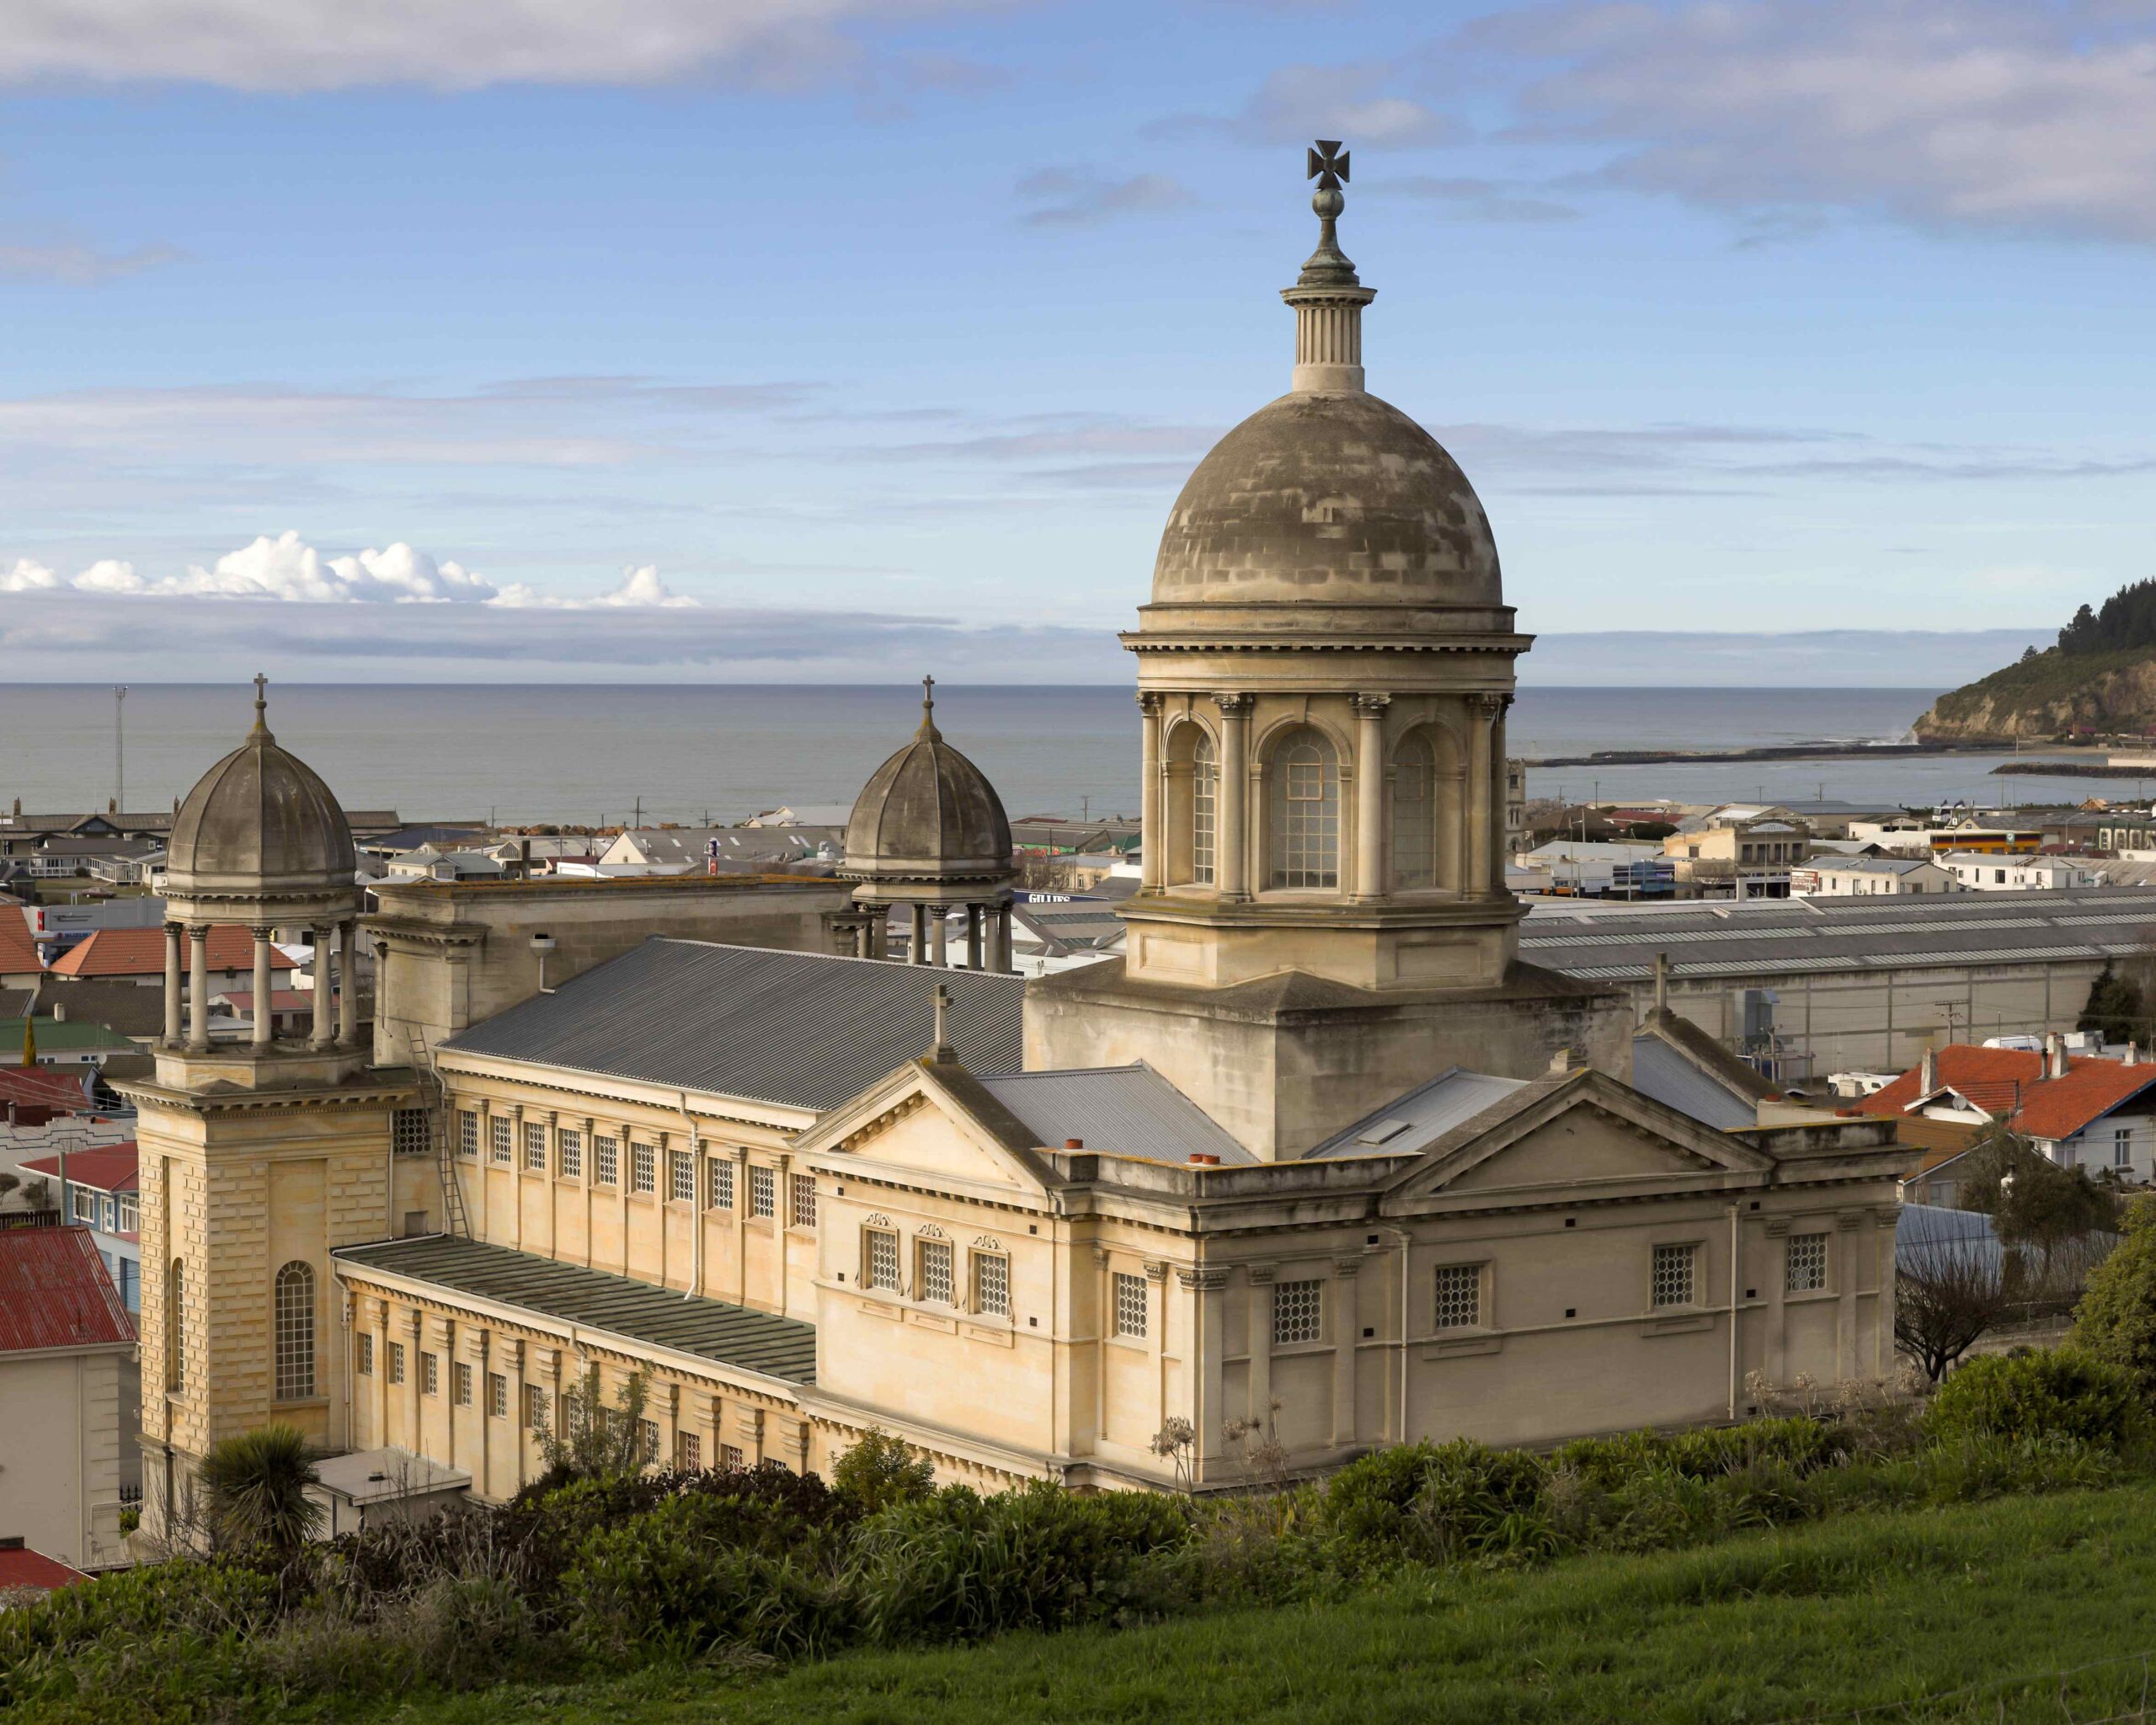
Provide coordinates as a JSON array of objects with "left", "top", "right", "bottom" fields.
[
  {"left": 1791, "top": 857, "right": 1958, "bottom": 897},
  {"left": 1938, "top": 852, "right": 2100, "bottom": 893}
]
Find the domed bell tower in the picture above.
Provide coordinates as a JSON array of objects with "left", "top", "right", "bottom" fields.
[
  {"left": 120, "top": 679, "right": 426, "bottom": 1541},
  {"left": 1027, "top": 145, "right": 1629, "bottom": 1158}
]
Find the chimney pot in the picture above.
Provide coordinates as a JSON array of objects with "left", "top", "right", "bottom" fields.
[
  {"left": 1187, "top": 1151, "right": 1219, "bottom": 1166},
  {"left": 1065, "top": 1138, "right": 1084, "bottom": 1150}
]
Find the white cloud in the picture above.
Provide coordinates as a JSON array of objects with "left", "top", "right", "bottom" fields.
[
  {"left": 0, "top": 241, "right": 184, "bottom": 285},
  {"left": 1014, "top": 168, "right": 1198, "bottom": 227},
  {"left": 1158, "top": 61, "right": 1467, "bottom": 148},
  {"left": 3, "top": 532, "right": 699, "bottom": 609},
  {"left": 1468, "top": 0, "right": 2156, "bottom": 244}
]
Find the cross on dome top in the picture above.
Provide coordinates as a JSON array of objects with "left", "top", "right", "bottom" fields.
[
  {"left": 1294, "top": 138, "right": 1362, "bottom": 291},
  {"left": 250, "top": 671, "right": 275, "bottom": 743},
  {"left": 917, "top": 673, "right": 941, "bottom": 740}
]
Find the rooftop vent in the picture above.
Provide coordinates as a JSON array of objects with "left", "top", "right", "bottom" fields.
[
  {"left": 1064, "top": 1137, "right": 1084, "bottom": 1150},
  {"left": 1355, "top": 1118, "right": 1412, "bottom": 1146},
  {"left": 1187, "top": 1152, "right": 1220, "bottom": 1166}
]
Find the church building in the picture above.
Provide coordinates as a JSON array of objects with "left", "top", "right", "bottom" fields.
[{"left": 127, "top": 149, "right": 1906, "bottom": 1525}]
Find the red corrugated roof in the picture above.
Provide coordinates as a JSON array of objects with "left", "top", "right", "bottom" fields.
[
  {"left": 0, "top": 1547, "right": 88, "bottom": 1593},
  {"left": 21, "top": 1142, "right": 138, "bottom": 1194},
  {"left": 49, "top": 927, "right": 293, "bottom": 980},
  {"left": 1860, "top": 1045, "right": 2156, "bottom": 1142},
  {"left": 0, "top": 1226, "right": 134, "bottom": 1353},
  {"left": 0, "top": 1065, "right": 94, "bottom": 1112},
  {"left": 0, "top": 916, "right": 40, "bottom": 976}
]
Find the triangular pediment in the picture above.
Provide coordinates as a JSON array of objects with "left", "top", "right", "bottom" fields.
[
  {"left": 791, "top": 1059, "right": 1058, "bottom": 1198},
  {"left": 1383, "top": 1069, "right": 1774, "bottom": 1212}
]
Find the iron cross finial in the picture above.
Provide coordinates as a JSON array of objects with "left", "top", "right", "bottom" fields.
[
  {"left": 250, "top": 671, "right": 270, "bottom": 736},
  {"left": 1307, "top": 140, "right": 1349, "bottom": 192},
  {"left": 917, "top": 673, "right": 942, "bottom": 740}
]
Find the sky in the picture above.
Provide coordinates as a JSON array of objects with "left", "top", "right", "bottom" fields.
[{"left": 2, "top": 0, "right": 2153, "bottom": 684}]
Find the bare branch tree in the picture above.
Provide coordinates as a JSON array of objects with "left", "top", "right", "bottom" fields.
[{"left": 1897, "top": 1236, "right": 2012, "bottom": 1381}]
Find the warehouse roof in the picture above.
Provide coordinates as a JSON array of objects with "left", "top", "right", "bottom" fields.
[
  {"left": 334, "top": 1235, "right": 817, "bottom": 1384},
  {"left": 443, "top": 938, "right": 1023, "bottom": 1113},
  {"left": 1518, "top": 885, "right": 2156, "bottom": 983}
]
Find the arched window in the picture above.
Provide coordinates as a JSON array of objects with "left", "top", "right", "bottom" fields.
[
  {"left": 274, "top": 1260, "right": 316, "bottom": 1402},
  {"left": 1267, "top": 727, "right": 1339, "bottom": 889},
  {"left": 1191, "top": 731, "right": 1218, "bottom": 885},
  {"left": 167, "top": 1258, "right": 186, "bottom": 1392},
  {"left": 1392, "top": 734, "right": 1437, "bottom": 890}
]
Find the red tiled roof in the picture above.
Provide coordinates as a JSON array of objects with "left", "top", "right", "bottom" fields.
[
  {"left": 0, "top": 1064, "right": 94, "bottom": 1112},
  {"left": 1860, "top": 1045, "right": 2156, "bottom": 1142},
  {"left": 0, "top": 1226, "right": 134, "bottom": 1352},
  {"left": 21, "top": 1142, "right": 138, "bottom": 1194},
  {"left": 0, "top": 1547, "right": 88, "bottom": 1593},
  {"left": 0, "top": 915, "right": 40, "bottom": 976},
  {"left": 50, "top": 927, "right": 294, "bottom": 980}
]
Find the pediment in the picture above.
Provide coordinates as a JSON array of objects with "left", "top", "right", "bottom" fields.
[{"left": 792, "top": 1060, "right": 1055, "bottom": 1197}]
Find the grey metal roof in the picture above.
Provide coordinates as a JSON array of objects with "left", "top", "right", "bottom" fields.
[
  {"left": 977, "top": 1064, "right": 1254, "bottom": 1165},
  {"left": 1813, "top": 857, "right": 1937, "bottom": 875},
  {"left": 1306, "top": 1067, "right": 1530, "bottom": 1160},
  {"left": 334, "top": 1234, "right": 818, "bottom": 1383},
  {"left": 443, "top": 939, "right": 1022, "bottom": 1113},
  {"left": 1631, "top": 1035, "right": 1758, "bottom": 1131},
  {"left": 1519, "top": 885, "right": 2156, "bottom": 985}
]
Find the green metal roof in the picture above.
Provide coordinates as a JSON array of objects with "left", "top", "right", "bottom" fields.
[
  {"left": 3, "top": 1018, "right": 138, "bottom": 1053},
  {"left": 334, "top": 1235, "right": 817, "bottom": 1385}
]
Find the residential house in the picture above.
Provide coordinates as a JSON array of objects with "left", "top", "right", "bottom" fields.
[
  {"left": 1516, "top": 840, "right": 1674, "bottom": 897},
  {"left": 600, "top": 826, "right": 841, "bottom": 873},
  {"left": 0, "top": 916, "right": 40, "bottom": 990},
  {"left": 1939, "top": 853, "right": 2101, "bottom": 893},
  {"left": 46, "top": 926, "right": 296, "bottom": 989},
  {"left": 382, "top": 843, "right": 509, "bottom": 883},
  {"left": 1790, "top": 857, "right": 1957, "bottom": 897},
  {"left": 21, "top": 1142, "right": 140, "bottom": 1311},
  {"left": 21, "top": 896, "right": 167, "bottom": 964},
  {"left": 0, "top": 1017, "right": 139, "bottom": 1070}
]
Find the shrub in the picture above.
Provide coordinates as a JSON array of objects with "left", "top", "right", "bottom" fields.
[
  {"left": 199, "top": 1423, "right": 323, "bottom": 1555},
  {"left": 2074, "top": 1194, "right": 2156, "bottom": 1397},
  {"left": 1323, "top": 1439, "right": 1550, "bottom": 1563},
  {"left": 1925, "top": 1350, "right": 2143, "bottom": 1449},
  {"left": 830, "top": 1429, "right": 936, "bottom": 1514}
]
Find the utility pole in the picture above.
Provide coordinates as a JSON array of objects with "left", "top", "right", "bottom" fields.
[
  {"left": 634, "top": 795, "right": 642, "bottom": 830},
  {"left": 112, "top": 686, "right": 127, "bottom": 814}
]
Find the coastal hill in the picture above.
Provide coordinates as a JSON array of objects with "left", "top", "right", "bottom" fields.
[{"left": 1918, "top": 579, "right": 2156, "bottom": 742}]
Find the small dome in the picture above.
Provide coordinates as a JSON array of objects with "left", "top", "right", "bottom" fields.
[
  {"left": 1150, "top": 390, "right": 1500, "bottom": 610},
  {"left": 843, "top": 681, "right": 1012, "bottom": 884},
  {"left": 168, "top": 680, "right": 355, "bottom": 897}
]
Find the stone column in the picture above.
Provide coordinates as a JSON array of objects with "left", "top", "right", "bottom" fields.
[
  {"left": 374, "top": 1301, "right": 391, "bottom": 1448},
  {"left": 1764, "top": 1218, "right": 1790, "bottom": 1382},
  {"left": 1468, "top": 696, "right": 1500, "bottom": 895},
  {"left": 1214, "top": 693, "right": 1252, "bottom": 903},
  {"left": 910, "top": 903, "right": 928, "bottom": 965},
  {"left": 338, "top": 920, "right": 358, "bottom": 1044},
  {"left": 966, "top": 905, "right": 984, "bottom": 969},
  {"left": 994, "top": 902, "right": 1013, "bottom": 972},
  {"left": 1246, "top": 1264, "right": 1275, "bottom": 1423},
  {"left": 1835, "top": 1211, "right": 1862, "bottom": 1381},
  {"left": 163, "top": 921, "right": 183, "bottom": 1048},
  {"left": 1352, "top": 693, "right": 1390, "bottom": 903},
  {"left": 1182, "top": 1266, "right": 1228, "bottom": 1482},
  {"left": 310, "top": 927, "right": 333, "bottom": 1049},
  {"left": 186, "top": 924, "right": 211, "bottom": 1052},
  {"left": 931, "top": 905, "right": 948, "bottom": 967},
  {"left": 1491, "top": 694, "right": 1513, "bottom": 886},
  {"left": 1139, "top": 692, "right": 1165, "bottom": 891},
  {"left": 1872, "top": 1210, "right": 1898, "bottom": 1379},
  {"left": 1331, "top": 1256, "right": 1363, "bottom": 1448},
  {"left": 250, "top": 926, "right": 275, "bottom": 1047}
]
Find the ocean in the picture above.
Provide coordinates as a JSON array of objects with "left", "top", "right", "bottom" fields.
[{"left": 0, "top": 683, "right": 2124, "bottom": 825}]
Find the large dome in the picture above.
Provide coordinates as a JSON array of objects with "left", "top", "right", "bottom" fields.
[
  {"left": 1150, "top": 389, "right": 1500, "bottom": 610},
  {"left": 168, "top": 681, "right": 355, "bottom": 899},
  {"left": 843, "top": 684, "right": 1012, "bottom": 884}
]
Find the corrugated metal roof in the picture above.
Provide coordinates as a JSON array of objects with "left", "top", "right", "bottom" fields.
[
  {"left": 977, "top": 1065, "right": 1254, "bottom": 1165},
  {"left": 1630, "top": 1037, "right": 1757, "bottom": 1131},
  {"left": 334, "top": 1235, "right": 817, "bottom": 1383},
  {"left": 443, "top": 939, "right": 1022, "bottom": 1112},
  {"left": 1306, "top": 1068, "right": 1530, "bottom": 1160},
  {"left": 0, "top": 1226, "right": 135, "bottom": 1354}
]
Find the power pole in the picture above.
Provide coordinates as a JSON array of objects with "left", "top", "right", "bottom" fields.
[
  {"left": 112, "top": 686, "right": 127, "bottom": 813},
  {"left": 634, "top": 796, "right": 642, "bottom": 830}
]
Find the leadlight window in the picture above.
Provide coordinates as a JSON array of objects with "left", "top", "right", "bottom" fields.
[
  {"left": 422, "top": 1351, "right": 440, "bottom": 1396},
  {"left": 791, "top": 1172, "right": 816, "bottom": 1229},
  {"left": 708, "top": 1156, "right": 734, "bottom": 1210},
  {"left": 166, "top": 1258, "right": 185, "bottom": 1391},
  {"left": 388, "top": 1342, "right": 406, "bottom": 1385},
  {"left": 974, "top": 1251, "right": 1010, "bottom": 1317},
  {"left": 677, "top": 1430, "right": 702, "bottom": 1471},
  {"left": 594, "top": 1135, "right": 620, "bottom": 1187},
  {"left": 453, "top": 1360, "right": 473, "bottom": 1407},
  {"left": 1786, "top": 1233, "right": 1828, "bottom": 1294},
  {"left": 357, "top": 1332, "right": 374, "bottom": 1375},
  {"left": 1391, "top": 734, "right": 1437, "bottom": 890},
  {"left": 1113, "top": 1270, "right": 1148, "bottom": 1339},
  {"left": 1274, "top": 1278, "right": 1322, "bottom": 1345},
  {"left": 1267, "top": 727, "right": 1339, "bottom": 889},
  {"left": 1652, "top": 1243, "right": 1697, "bottom": 1309},
  {"left": 750, "top": 1165, "right": 776, "bottom": 1220},
  {"left": 273, "top": 1260, "right": 315, "bottom": 1401},
  {"left": 490, "top": 1116, "right": 513, "bottom": 1165},
  {"left": 558, "top": 1129, "right": 582, "bottom": 1179},
  {"left": 640, "top": 1418, "right": 661, "bottom": 1466},
  {"left": 392, "top": 1108, "right": 432, "bottom": 1157},
  {"left": 526, "top": 1384, "right": 548, "bottom": 1429},
  {"left": 488, "top": 1372, "right": 508, "bottom": 1418},
  {"left": 671, "top": 1149, "right": 696, "bottom": 1204},
  {"left": 524, "top": 1121, "right": 547, "bottom": 1171},
  {"left": 721, "top": 1443, "right": 746, "bottom": 1470},
  {"left": 1191, "top": 730, "right": 1218, "bottom": 885},
  {"left": 631, "top": 1142, "right": 656, "bottom": 1194},
  {"left": 1434, "top": 1263, "right": 1480, "bottom": 1330},
  {"left": 865, "top": 1228, "right": 899, "bottom": 1291},
  {"left": 457, "top": 1110, "right": 478, "bottom": 1160},
  {"left": 919, "top": 1238, "right": 954, "bottom": 1305}
]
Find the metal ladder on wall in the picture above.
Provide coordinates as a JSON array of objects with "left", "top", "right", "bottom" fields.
[{"left": 395, "top": 1017, "right": 470, "bottom": 1238}]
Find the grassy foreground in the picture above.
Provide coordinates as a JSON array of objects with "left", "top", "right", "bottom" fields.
[{"left": 371, "top": 1482, "right": 2156, "bottom": 1725}]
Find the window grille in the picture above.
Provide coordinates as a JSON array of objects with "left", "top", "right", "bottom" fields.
[
  {"left": 973, "top": 1252, "right": 1010, "bottom": 1317},
  {"left": 167, "top": 1259, "right": 186, "bottom": 1391},
  {"left": 489, "top": 1116, "right": 513, "bottom": 1165},
  {"left": 1785, "top": 1233, "right": 1828, "bottom": 1294},
  {"left": 865, "top": 1228, "right": 899, "bottom": 1291},
  {"left": 632, "top": 1142, "right": 656, "bottom": 1193},
  {"left": 274, "top": 1261, "right": 316, "bottom": 1400},
  {"left": 388, "top": 1342, "right": 406, "bottom": 1386},
  {"left": 677, "top": 1430, "right": 702, "bottom": 1471},
  {"left": 392, "top": 1108, "right": 432, "bottom": 1158},
  {"left": 919, "top": 1238, "right": 954, "bottom": 1304},
  {"left": 457, "top": 1110, "right": 478, "bottom": 1160},
  {"left": 1434, "top": 1263, "right": 1480, "bottom": 1330},
  {"left": 525, "top": 1383, "right": 548, "bottom": 1429},
  {"left": 453, "top": 1361, "right": 472, "bottom": 1406},
  {"left": 356, "top": 1332, "right": 374, "bottom": 1376},
  {"left": 488, "top": 1372, "right": 507, "bottom": 1418},
  {"left": 791, "top": 1172, "right": 816, "bottom": 1229},
  {"left": 1274, "top": 1278, "right": 1323, "bottom": 1345},
  {"left": 671, "top": 1149, "right": 696, "bottom": 1203},
  {"left": 750, "top": 1165, "right": 776, "bottom": 1219},
  {"left": 1192, "top": 730, "right": 1218, "bottom": 884},
  {"left": 594, "top": 1135, "right": 619, "bottom": 1187},
  {"left": 1652, "top": 1243, "right": 1696, "bottom": 1308},
  {"left": 1267, "top": 728, "right": 1339, "bottom": 889},
  {"left": 708, "top": 1156, "right": 734, "bottom": 1210},
  {"left": 721, "top": 1443, "right": 745, "bottom": 1470},
  {"left": 640, "top": 1418, "right": 660, "bottom": 1465},
  {"left": 423, "top": 1351, "right": 440, "bottom": 1396},
  {"left": 1113, "top": 1270, "right": 1148, "bottom": 1338},
  {"left": 558, "top": 1129, "right": 582, "bottom": 1178},
  {"left": 525, "top": 1121, "right": 547, "bottom": 1171},
  {"left": 1391, "top": 734, "right": 1437, "bottom": 890}
]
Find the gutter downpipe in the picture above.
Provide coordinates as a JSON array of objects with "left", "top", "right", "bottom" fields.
[
  {"left": 679, "top": 1092, "right": 702, "bottom": 1300},
  {"left": 1728, "top": 1202, "right": 1742, "bottom": 1422}
]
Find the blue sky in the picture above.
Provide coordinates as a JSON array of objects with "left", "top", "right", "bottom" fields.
[{"left": 2, "top": 0, "right": 2153, "bottom": 682}]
